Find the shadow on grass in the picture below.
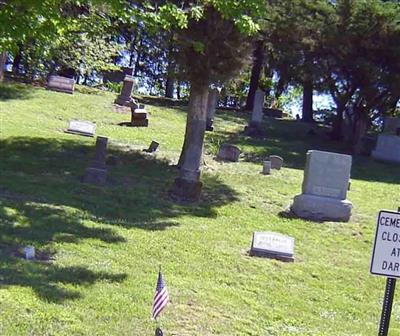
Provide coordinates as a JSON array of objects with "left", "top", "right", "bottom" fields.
[
  {"left": 0, "top": 83, "right": 34, "bottom": 101},
  {"left": 0, "top": 136, "right": 238, "bottom": 302}
]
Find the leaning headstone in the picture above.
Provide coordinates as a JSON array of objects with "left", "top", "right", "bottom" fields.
[
  {"left": 115, "top": 75, "right": 136, "bottom": 106},
  {"left": 291, "top": 150, "right": 353, "bottom": 222},
  {"left": 372, "top": 117, "right": 400, "bottom": 163},
  {"left": 66, "top": 120, "right": 96, "bottom": 137},
  {"left": 144, "top": 140, "right": 159, "bottom": 153},
  {"left": 217, "top": 144, "right": 240, "bottom": 162},
  {"left": 250, "top": 232, "right": 295, "bottom": 262},
  {"left": 206, "top": 88, "right": 219, "bottom": 131},
  {"left": 244, "top": 89, "right": 266, "bottom": 136},
  {"left": 47, "top": 75, "right": 75, "bottom": 94},
  {"left": 82, "top": 136, "right": 108, "bottom": 185},
  {"left": 262, "top": 161, "right": 271, "bottom": 175},
  {"left": 131, "top": 107, "right": 149, "bottom": 127},
  {"left": 269, "top": 155, "right": 283, "bottom": 170}
]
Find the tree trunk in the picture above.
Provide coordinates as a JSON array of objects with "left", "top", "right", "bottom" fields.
[
  {"left": 171, "top": 83, "right": 209, "bottom": 202},
  {"left": 245, "top": 41, "right": 264, "bottom": 111},
  {"left": 0, "top": 51, "right": 7, "bottom": 82},
  {"left": 12, "top": 45, "right": 23, "bottom": 75},
  {"left": 176, "top": 82, "right": 181, "bottom": 100},
  {"left": 331, "top": 104, "right": 345, "bottom": 141},
  {"left": 301, "top": 78, "right": 314, "bottom": 122},
  {"left": 352, "top": 113, "right": 368, "bottom": 155},
  {"left": 165, "top": 77, "right": 174, "bottom": 98}
]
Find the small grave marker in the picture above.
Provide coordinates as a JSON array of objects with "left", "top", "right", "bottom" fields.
[
  {"left": 66, "top": 120, "right": 96, "bottom": 137},
  {"left": 47, "top": 75, "right": 75, "bottom": 94},
  {"left": 250, "top": 232, "right": 294, "bottom": 262},
  {"left": 217, "top": 144, "right": 240, "bottom": 162},
  {"left": 269, "top": 155, "right": 283, "bottom": 170},
  {"left": 82, "top": 136, "right": 108, "bottom": 185},
  {"left": 262, "top": 161, "right": 271, "bottom": 175},
  {"left": 144, "top": 140, "right": 159, "bottom": 153}
]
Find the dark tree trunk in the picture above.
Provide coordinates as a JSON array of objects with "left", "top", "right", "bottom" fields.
[
  {"left": 172, "top": 83, "right": 209, "bottom": 202},
  {"left": 331, "top": 104, "right": 345, "bottom": 141},
  {"left": 176, "top": 82, "right": 181, "bottom": 100},
  {"left": 0, "top": 51, "right": 6, "bottom": 82},
  {"left": 12, "top": 45, "right": 23, "bottom": 74},
  {"left": 245, "top": 40, "right": 264, "bottom": 111},
  {"left": 165, "top": 77, "right": 174, "bottom": 98},
  {"left": 302, "top": 78, "right": 314, "bottom": 122},
  {"left": 352, "top": 111, "right": 368, "bottom": 155}
]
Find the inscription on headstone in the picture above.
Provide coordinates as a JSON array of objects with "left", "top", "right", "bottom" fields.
[
  {"left": 250, "top": 232, "right": 294, "bottom": 262},
  {"left": 66, "top": 120, "right": 96, "bottom": 137}
]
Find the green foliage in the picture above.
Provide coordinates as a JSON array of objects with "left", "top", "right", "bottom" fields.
[{"left": 104, "top": 81, "right": 122, "bottom": 93}]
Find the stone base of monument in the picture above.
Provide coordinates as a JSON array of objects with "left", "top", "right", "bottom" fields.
[
  {"left": 169, "top": 178, "right": 203, "bottom": 203},
  {"left": 244, "top": 122, "right": 266, "bottom": 137},
  {"left": 114, "top": 96, "right": 133, "bottom": 107},
  {"left": 82, "top": 167, "right": 108, "bottom": 186},
  {"left": 206, "top": 118, "right": 214, "bottom": 131},
  {"left": 291, "top": 194, "right": 352, "bottom": 222}
]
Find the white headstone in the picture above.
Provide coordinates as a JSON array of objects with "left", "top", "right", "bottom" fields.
[
  {"left": 66, "top": 120, "right": 96, "bottom": 137},
  {"left": 291, "top": 150, "right": 353, "bottom": 222},
  {"left": 371, "top": 135, "right": 400, "bottom": 164},
  {"left": 252, "top": 89, "right": 265, "bottom": 123},
  {"left": 250, "top": 232, "right": 294, "bottom": 262}
]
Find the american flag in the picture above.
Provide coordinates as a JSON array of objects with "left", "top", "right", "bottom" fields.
[{"left": 152, "top": 271, "right": 169, "bottom": 319}]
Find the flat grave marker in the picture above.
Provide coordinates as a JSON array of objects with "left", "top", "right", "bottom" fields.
[
  {"left": 250, "top": 232, "right": 294, "bottom": 262},
  {"left": 66, "top": 120, "right": 96, "bottom": 137}
]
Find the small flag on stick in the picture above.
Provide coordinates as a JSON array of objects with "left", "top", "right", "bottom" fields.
[{"left": 152, "top": 270, "right": 169, "bottom": 320}]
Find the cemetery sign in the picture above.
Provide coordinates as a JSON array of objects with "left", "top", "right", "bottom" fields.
[{"left": 371, "top": 210, "right": 400, "bottom": 278}]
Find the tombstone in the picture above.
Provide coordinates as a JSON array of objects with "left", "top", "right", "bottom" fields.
[
  {"left": 115, "top": 75, "right": 136, "bottom": 106},
  {"left": 65, "top": 120, "right": 96, "bottom": 137},
  {"left": 372, "top": 117, "right": 400, "bottom": 163},
  {"left": 269, "top": 155, "right": 283, "bottom": 170},
  {"left": 244, "top": 89, "right": 266, "bottom": 136},
  {"left": 383, "top": 117, "right": 400, "bottom": 134},
  {"left": 217, "top": 144, "right": 240, "bottom": 162},
  {"left": 144, "top": 140, "right": 159, "bottom": 153},
  {"left": 262, "top": 161, "right": 271, "bottom": 175},
  {"left": 250, "top": 232, "right": 295, "bottom": 262},
  {"left": 371, "top": 135, "right": 400, "bottom": 163},
  {"left": 360, "top": 135, "right": 377, "bottom": 156},
  {"left": 206, "top": 88, "right": 219, "bottom": 131},
  {"left": 131, "top": 107, "right": 149, "bottom": 127},
  {"left": 82, "top": 136, "right": 108, "bottom": 185},
  {"left": 291, "top": 150, "right": 353, "bottom": 222},
  {"left": 47, "top": 75, "right": 75, "bottom": 94}
]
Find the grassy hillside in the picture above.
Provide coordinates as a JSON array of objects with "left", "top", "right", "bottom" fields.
[{"left": 1, "top": 82, "right": 400, "bottom": 335}]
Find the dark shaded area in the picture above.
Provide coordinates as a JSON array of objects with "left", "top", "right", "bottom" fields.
[
  {"left": 0, "top": 136, "right": 239, "bottom": 302},
  {"left": 0, "top": 83, "right": 35, "bottom": 101},
  {"left": 134, "top": 94, "right": 188, "bottom": 107}
]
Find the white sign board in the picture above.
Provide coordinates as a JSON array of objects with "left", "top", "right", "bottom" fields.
[{"left": 371, "top": 210, "right": 400, "bottom": 278}]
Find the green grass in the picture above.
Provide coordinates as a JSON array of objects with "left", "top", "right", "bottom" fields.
[{"left": 1, "top": 82, "right": 400, "bottom": 335}]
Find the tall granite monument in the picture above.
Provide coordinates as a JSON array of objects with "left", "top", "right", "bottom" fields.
[
  {"left": 244, "top": 89, "right": 266, "bottom": 136},
  {"left": 291, "top": 150, "right": 353, "bottom": 222}
]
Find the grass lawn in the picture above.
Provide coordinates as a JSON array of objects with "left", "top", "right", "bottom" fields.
[{"left": 1, "top": 82, "right": 400, "bottom": 335}]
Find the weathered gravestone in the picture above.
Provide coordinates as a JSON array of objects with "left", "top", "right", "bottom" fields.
[
  {"left": 372, "top": 117, "right": 400, "bottom": 164},
  {"left": 115, "top": 75, "right": 136, "bottom": 106},
  {"left": 131, "top": 107, "right": 149, "bottom": 127},
  {"left": 262, "top": 160, "right": 271, "bottom": 175},
  {"left": 66, "top": 120, "right": 96, "bottom": 137},
  {"left": 217, "top": 144, "right": 241, "bottom": 162},
  {"left": 47, "top": 75, "right": 75, "bottom": 94},
  {"left": 250, "top": 232, "right": 295, "bottom": 262},
  {"left": 244, "top": 89, "right": 266, "bottom": 136},
  {"left": 144, "top": 140, "right": 159, "bottom": 153},
  {"left": 269, "top": 155, "right": 283, "bottom": 170},
  {"left": 206, "top": 88, "right": 219, "bottom": 131},
  {"left": 82, "top": 136, "right": 108, "bottom": 185},
  {"left": 291, "top": 150, "right": 353, "bottom": 222}
]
